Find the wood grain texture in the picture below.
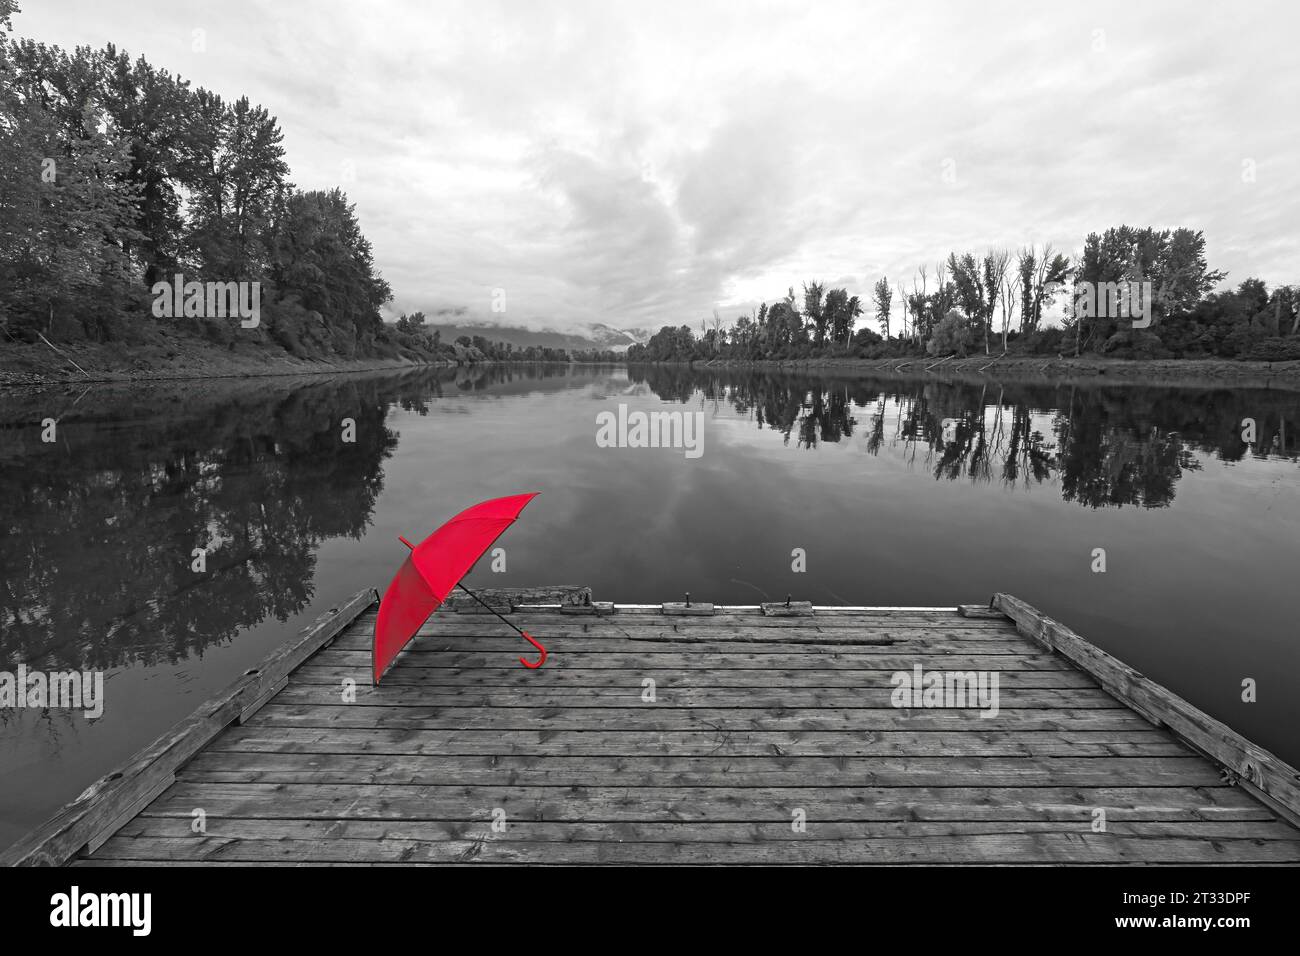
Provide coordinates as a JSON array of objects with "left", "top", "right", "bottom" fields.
[
  {"left": 22, "top": 592, "right": 1297, "bottom": 866},
  {"left": 994, "top": 592, "right": 1300, "bottom": 826}
]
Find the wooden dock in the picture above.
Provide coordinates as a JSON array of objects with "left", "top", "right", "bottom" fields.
[{"left": 6, "top": 589, "right": 1300, "bottom": 866}]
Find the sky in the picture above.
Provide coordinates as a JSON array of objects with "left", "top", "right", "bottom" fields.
[{"left": 12, "top": 0, "right": 1300, "bottom": 334}]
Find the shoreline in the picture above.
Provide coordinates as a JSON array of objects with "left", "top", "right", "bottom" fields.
[
  {"left": 0, "top": 340, "right": 451, "bottom": 391},
  {"left": 643, "top": 355, "right": 1300, "bottom": 390},
  {"left": 6, "top": 337, "right": 1300, "bottom": 392},
  {"left": 0, "top": 333, "right": 589, "bottom": 392}
]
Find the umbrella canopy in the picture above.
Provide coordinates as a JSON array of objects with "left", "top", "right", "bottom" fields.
[{"left": 373, "top": 492, "right": 538, "bottom": 684}]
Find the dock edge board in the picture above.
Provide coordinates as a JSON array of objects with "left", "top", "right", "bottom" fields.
[
  {"left": 992, "top": 592, "right": 1300, "bottom": 828},
  {"left": 0, "top": 588, "right": 379, "bottom": 867}
]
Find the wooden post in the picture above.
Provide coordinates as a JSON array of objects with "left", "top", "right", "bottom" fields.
[
  {"left": 663, "top": 594, "right": 715, "bottom": 615},
  {"left": 761, "top": 600, "right": 813, "bottom": 617}
]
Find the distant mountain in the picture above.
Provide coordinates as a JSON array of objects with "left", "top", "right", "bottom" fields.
[
  {"left": 410, "top": 321, "right": 652, "bottom": 353},
  {"left": 589, "top": 322, "right": 656, "bottom": 349}
]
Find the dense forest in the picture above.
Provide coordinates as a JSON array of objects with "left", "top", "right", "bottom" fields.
[
  {"left": 627, "top": 231, "right": 1300, "bottom": 366},
  {"left": 0, "top": 4, "right": 440, "bottom": 363},
  {"left": 390, "top": 313, "right": 571, "bottom": 363}
]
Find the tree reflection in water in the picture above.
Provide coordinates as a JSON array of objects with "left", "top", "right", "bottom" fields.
[
  {"left": 629, "top": 366, "right": 1298, "bottom": 508},
  {"left": 0, "top": 365, "right": 572, "bottom": 673},
  {"left": 2, "top": 363, "right": 1295, "bottom": 677}
]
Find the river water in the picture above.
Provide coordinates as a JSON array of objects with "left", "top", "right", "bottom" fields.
[{"left": 1, "top": 363, "right": 1297, "bottom": 851}]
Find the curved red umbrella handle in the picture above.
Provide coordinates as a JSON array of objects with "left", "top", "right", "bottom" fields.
[{"left": 519, "top": 631, "right": 547, "bottom": 669}]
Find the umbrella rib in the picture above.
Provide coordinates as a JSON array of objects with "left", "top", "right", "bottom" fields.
[{"left": 454, "top": 582, "right": 529, "bottom": 638}]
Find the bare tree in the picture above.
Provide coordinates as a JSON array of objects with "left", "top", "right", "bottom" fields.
[
  {"left": 999, "top": 270, "right": 1020, "bottom": 352},
  {"left": 709, "top": 308, "right": 724, "bottom": 355},
  {"left": 912, "top": 265, "right": 928, "bottom": 345},
  {"left": 909, "top": 265, "right": 930, "bottom": 343}
]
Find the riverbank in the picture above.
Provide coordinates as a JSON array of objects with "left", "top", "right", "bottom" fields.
[
  {"left": 674, "top": 355, "right": 1300, "bottom": 390},
  {"left": 9, "top": 337, "right": 1300, "bottom": 392},
  {"left": 0, "top": 331, "right": 454, "bottom": 389}
]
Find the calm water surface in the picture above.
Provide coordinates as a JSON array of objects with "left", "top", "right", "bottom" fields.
[{"left": 1, "top": 364, "right": 1298, "bottom": 850}]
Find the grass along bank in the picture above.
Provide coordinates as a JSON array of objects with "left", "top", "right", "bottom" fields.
[{"left": 657, "top": 355, "right": 1300, "bottom": 391}]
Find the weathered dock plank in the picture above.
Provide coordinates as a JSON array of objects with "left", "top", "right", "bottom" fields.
[
  {"left": 209, "top": 726, "right": 1195, "bottom": 758},
  {"left": 75, "top": 833, "right": 1300, "bottom": 865},
  {"left": 248, "top": 704, "right": 1152, "bottom": 731},
  {"left": 12, "top": 590, "right": 1300, "bottom": 866},
  {"left": 175, "top": 752, "right": 1227, "bottom": 787},
  {"left": 0, "top": 589, "right": 377, "bottom": 867},
  {"left": 121, "top": 782, "right": 1276, "bottom": 822},
  {"left": 348, "top": 614, "right": 1017, "bottom": 631},
  {"left": 288, "top": 664, "right": 1103, "bottom": 687},
  {"left": 335, "top": 641, "right": 1044, "bottom": 657},
  {"left": 106, "top": 817, "right": 1300, "bottom": 844},
  {"left": 309, "top": 649, "right": 1078, "bottom": 670},
  {"left": 269, "top": 684, "right": 1123, "bottom": 708},
  {"left": 337, "top": 639, "right": 1041, "bottom": 659}
]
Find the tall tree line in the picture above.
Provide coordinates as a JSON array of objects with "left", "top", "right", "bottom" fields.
[
  {"left": 0, "top": 9, "right": 397, "bottom": 358},
  {"left": 628, "top": 227, "right": 1297, "bottom": 364}
]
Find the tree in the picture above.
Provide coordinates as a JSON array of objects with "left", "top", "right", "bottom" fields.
[
  {"left": 946, "top": 250, "right": 1010, "bottom": 354},
  {"left": 631, "top": 324, "right": 700, "bottom": 362},
  {"left": 1075, "top": 227, "right": 1225, "bottom": 352},
  {"left": 803, "top": 281, "right": 826, "bottom": 345},
  {"left": 733, "top": 312, "right": 755, "bottom": 354},
  {"left": 948, "top": 252, "right": 989, "bottom": 347},
  {"left": 776, "top": 287, "right": 806, "bottom": 348},
  {"left": 267, "top": 188, "right": 391, "bottom": 353},
  {"left": 928, "top": 259, "right": 956, "bottom": 340},
  {"left": 927, "top": 309, "right": 972, "bottom": 356},
  {"left": 872, "top": 277, "right": 893, "bottom": 339},
  {"left": 1279, "top": 286, "right": 1300, "bottom": 336},
  {"left": 982, "top": 249, "right": 1011, "bottom": 353},
  {"left": 998, "top": 266, "right": 1020, "bottom": 352},
  {"left": 1017, "top": 248, "right": 1036, "bottom": 333},
  {"left": 0, "top": 22, "right": 401, "bottom": 361},
  {"left": 0, "top": 44, "right": 143, "bottom": 340},
  {"left": 395, "top": 311, "right": 426, "bottom": 334},
  {"left": 98, "top": 45, "right": 191, "bottom": 285},
  {"left": 824, "top": 288, "right": 861, "bottom": 346},
  {"left": 180, "top": 91, "right": 289, "bottom": 278},
  {"left": 907, "top": 266, "right": 928, "bottom": 343},
  {"left": 766, "top": 301, "right": 795, "bottom": 349},
  {"left": 1017, "top": 244, "right": 1071, "bottom": 336},
  {"left": 706, "top": 308, "right": 724, "bottom": 355}
]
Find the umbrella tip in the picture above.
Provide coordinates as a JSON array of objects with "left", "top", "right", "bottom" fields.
[{"left": 398, "top": 535, "right": 414, "bottom": 550}]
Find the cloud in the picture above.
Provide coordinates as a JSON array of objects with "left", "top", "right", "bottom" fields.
[{"left": 14, "top": 0, "right": 1299, "bottom": 333}]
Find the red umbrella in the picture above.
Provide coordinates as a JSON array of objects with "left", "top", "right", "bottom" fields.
[{"left": 373, "top": 493, "right": 543, "bottom": 684}]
